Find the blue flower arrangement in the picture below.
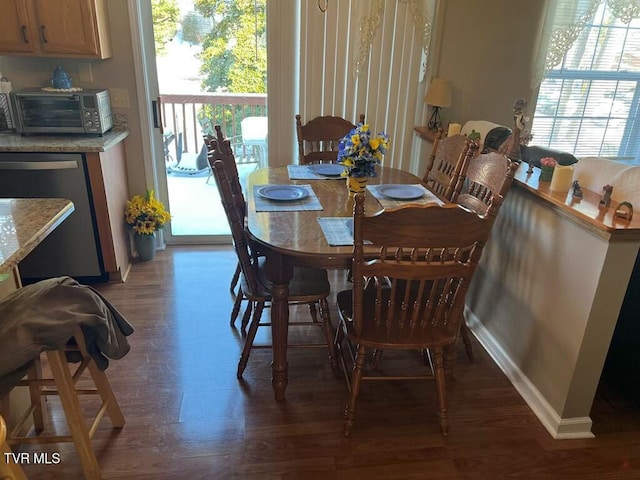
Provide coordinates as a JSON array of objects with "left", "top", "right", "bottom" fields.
[{"left": 337, "top": 123, "right": 390, "bottom": 177}]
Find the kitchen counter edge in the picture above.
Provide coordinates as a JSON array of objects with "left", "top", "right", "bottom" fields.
[{"left": 0, "top": 129, "right": 129, "bottom": 153}]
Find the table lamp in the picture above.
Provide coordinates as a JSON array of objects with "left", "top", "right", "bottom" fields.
[{"left": 424, "top": 78, "right": 452, "bottom": 131}]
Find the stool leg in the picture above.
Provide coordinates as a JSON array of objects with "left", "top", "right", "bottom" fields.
[
  {"left": 1, "top": 415, "right": 28, "bottom": 480},
  {"left": 27, "top": 358, "right": 46, "bottom": 432},
  {"left": 47, "top": 350, "right": 102, "bottom": 480},
  {"left": 87, "top": 361, "right": 125, "bottom": 428}
]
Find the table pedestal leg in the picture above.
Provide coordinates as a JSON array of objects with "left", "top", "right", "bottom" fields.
[{"left": 267, "top": 253, "right": 293, "bottom": 401}]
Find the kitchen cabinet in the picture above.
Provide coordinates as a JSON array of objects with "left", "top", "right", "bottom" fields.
[
  {"left": 0, "top": 0, "right": 112, "bottom": 58},
  {"left": 0, "top": 129, "right": 131, "bottom": 282},
  {"left": 85, "top": 142, "right": 131, "bottom": 282}
]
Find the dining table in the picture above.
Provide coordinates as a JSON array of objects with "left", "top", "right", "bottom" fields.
[{"left": 246, "top": 165, "right": 435, "bottom": 400}]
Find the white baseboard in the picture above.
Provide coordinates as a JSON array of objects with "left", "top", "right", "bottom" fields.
[{"left": 465, "top": 307, "right": 595, "bottom": 439}]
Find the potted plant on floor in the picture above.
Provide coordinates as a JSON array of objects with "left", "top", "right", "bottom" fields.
[{"left": 124, "top": 190, "right": 171, "bottom": 261}]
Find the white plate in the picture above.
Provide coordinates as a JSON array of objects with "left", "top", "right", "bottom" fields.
[
  {"left": 308, "top": 164, "right": 346, "bottom": 176},
  {"left": 377, "top": 185, "right": 425, "bottom": 200},
  {"left": 257, "top": 185, "right": 309, "bottom": 201}
]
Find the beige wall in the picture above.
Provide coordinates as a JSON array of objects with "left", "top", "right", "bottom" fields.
[
  {"left": 466, "top": 184, "right": 640, "bottom": 438},
  {"left": 435, "top": 0, "right": 545, "bottom": 128}
]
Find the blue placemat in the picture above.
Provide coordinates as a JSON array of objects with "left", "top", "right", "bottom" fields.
[
  {"left": 287, "top": 165, "right": 345, "bottom": 180},
  {"left": 317, "top": 217, "right": 353, "bottom": 246},
  {"left": 253, "top": 184, "right": 323, "bottom": 211},
  {"left": 367, "top": 184, "right": 444, "bottom": 209}
]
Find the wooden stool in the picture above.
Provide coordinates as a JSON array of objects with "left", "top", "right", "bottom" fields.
[
  {"left": 3, "top": 326, "right": 125, "bottom": 480},
  {"left": 1, "top": 414, "right": 28, "bottom": 480}
]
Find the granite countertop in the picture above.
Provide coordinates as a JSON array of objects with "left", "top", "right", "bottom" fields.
[
  {"left": 0, "top": 198, "right": 75, "bottom": 274},
  {"left": 0, "top": 129, "right": 129, "bottom": 153}
]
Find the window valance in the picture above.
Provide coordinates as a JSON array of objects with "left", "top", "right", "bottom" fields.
[{"left": 532, "top": 0, "right": 640, "bottom": 87}]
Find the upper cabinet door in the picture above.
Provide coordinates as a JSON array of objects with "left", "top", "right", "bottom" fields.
[
  {"left": 34, "top": 0, "right": 104, "bottom": 57},
  {"left": 0, "top": 0, "right": 112, "bottom": 58},
  {"left": 0, "top": 0, "right": 38, "bottom": 53}
]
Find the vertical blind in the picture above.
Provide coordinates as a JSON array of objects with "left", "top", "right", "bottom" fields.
[{"left": 297, "top": 0, "right": 434, "bottom": 172}]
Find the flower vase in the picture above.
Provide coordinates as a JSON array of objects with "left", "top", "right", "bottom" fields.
[
  {"left": 347, "top": 176, "right": 368, "bottom": 197},
  {"left": 539, "top": 165, "right": 554, "bottom": 182},
  {"left": 134, "top": 232, "right": 156, "bottom": 261}
]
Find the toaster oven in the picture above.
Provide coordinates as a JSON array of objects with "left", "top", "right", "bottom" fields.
[{"left": 10, "top": 88, "right": 113, "bottom": 136}]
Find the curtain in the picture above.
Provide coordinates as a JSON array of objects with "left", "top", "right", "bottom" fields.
[
  {"left": 532, "top": 0, "right": 640, "bottom": 87},
  {"left": 297, "top": 0, "right": 436, "bottom": 172}
]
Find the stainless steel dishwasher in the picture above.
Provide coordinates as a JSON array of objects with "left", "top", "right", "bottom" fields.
[{"left": 0, "top": 152, "right": 106, "bottom": 283}]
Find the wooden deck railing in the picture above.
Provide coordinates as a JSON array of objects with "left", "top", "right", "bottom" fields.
[{"left": 159, "top": 93, "right": 267, "bottom": 155}]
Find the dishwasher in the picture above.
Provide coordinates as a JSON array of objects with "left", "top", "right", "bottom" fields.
[{"left": 0, "top": 152, "right": 107, "bottom": 283}]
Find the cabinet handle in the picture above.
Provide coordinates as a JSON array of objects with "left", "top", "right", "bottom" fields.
[
  {"left": 21, "top": 25, "right": 29, "bottom": 43},
  {"left": 40, "top": 25, "right": 48, "bottom": 43}
]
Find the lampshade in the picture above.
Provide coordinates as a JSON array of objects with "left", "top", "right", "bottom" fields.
[{"left": 424, "top": 78, "right": 452, "bottom": 108}]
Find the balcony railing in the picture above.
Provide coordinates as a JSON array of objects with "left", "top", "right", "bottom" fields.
[{"left": 159, "top": 93, "right": 267, "bottom": 156}]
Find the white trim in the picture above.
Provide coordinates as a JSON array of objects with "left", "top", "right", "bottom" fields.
[
  {"left": 127, "top": 0, "right": 172, "bottom": 246},
  {"left": 465, "top": 306, "right": 595, "bottom": 440}
]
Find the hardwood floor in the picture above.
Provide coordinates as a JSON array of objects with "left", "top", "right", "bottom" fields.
[{"left": 13, "top": 245, "right": 640, "bottom": 479}]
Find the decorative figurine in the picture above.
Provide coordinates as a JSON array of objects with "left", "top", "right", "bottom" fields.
[
  {"left": 571, "top": 180, "right": 583, "bottom": 198},
  {"left": 51, "top": 66, "right": 72, "bottom": 90},
  {"left": 599, "top": 184, "right": 613, "bottom": 207},
  {"left": 615, "top": 201, "right": 634, "bottom": 221}
]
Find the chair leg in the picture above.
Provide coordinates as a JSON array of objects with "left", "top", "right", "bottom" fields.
[
  {"left": 318, "top": 298, "right": 339, "bottom": 376},
  {"left": 308, "top": 302, "right": 318, "bottom": 323},
  {"left": 460, "top": 323, "right": 475, "bottom": 362},
  {"left": 230, "top": 287, "right": 245, "bottom": 327},
  {"left": 46, "top": 349, "right": 102, "bottom": 480},
  {"left": 237, "top": 301, "right": 265, "bottom": 378},
  {"left": 229, "top": 262, "right": 241, "bottom": 294},
  {"left": 1, "top": 415, "right": 28, "bottom": 480},
  {"left": 240, "top": 300, "right": 253, "bottom": 335},
  {"left": 432, "top": 347, "right": 449, "bottom": 436},
  {"left": 344, "top": 344, "right": 367, "bottom": 437}
]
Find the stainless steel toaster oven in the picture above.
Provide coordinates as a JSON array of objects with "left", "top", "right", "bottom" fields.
[{"left": 10, "top": 88, "right": 113, "bottom": 135}]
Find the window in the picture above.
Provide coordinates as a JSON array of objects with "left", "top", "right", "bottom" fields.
[{"left": 532, "top": 2, "right": 640, "bottom": 164}]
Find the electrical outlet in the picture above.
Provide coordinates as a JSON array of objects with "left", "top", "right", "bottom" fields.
[
  {"left": 109, "top": 88, "right": 130, "bottom": 108},
  {"left": 78, "top": 63, "right": 93, "bottom": 83}
]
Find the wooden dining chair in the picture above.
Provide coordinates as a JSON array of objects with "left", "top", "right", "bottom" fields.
[
  {"left": 210, "top": 159, "right": 339, "bottom": 378},
  {"left": 205, "top": 125, "right": 250, "bottom": 300},
  {"left": 450, "top": 151, "right": 519, "bottom": 361},
  {"left": 422, "top": 133, "right": 478, "bottom": 201},
  {"left": 335, "top": 193, "right": 491, "bottom": 437},
  {"left": 295, "top": 114, "right": 365, "bottom": 164}
]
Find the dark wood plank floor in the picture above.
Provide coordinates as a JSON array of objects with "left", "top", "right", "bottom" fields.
[{"left": 15, "top": 245, "right": 640, "bottom": 479}]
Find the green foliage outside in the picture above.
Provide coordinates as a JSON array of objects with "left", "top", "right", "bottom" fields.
[
  {"left": 151, "top": 0, "right": 180, "bottom": 55},
  {"left": 193, "top": 0, "right": 267, "bottom": 134},
  {"left": 151, "top": 0, "right": 267, "bottom": 137},
  {"left": 194, "top": 0, "right": 267, "bottom": 94}
]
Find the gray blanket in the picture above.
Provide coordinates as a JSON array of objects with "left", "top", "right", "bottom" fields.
[{"left": 0, "top": 276, "right": 133, "bottom": 393}]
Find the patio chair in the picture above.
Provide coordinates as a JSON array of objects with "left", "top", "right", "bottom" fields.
[{"left": 166, "top": 132, "right": 210, "bottom": 176}]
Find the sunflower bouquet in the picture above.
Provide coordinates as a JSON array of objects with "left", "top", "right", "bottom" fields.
[
  {"left": 337, "top": 123, "right": 390, "bottom": 177},
  {"left": 124, "top": 189, "right": 171, "bottom": 235}
]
